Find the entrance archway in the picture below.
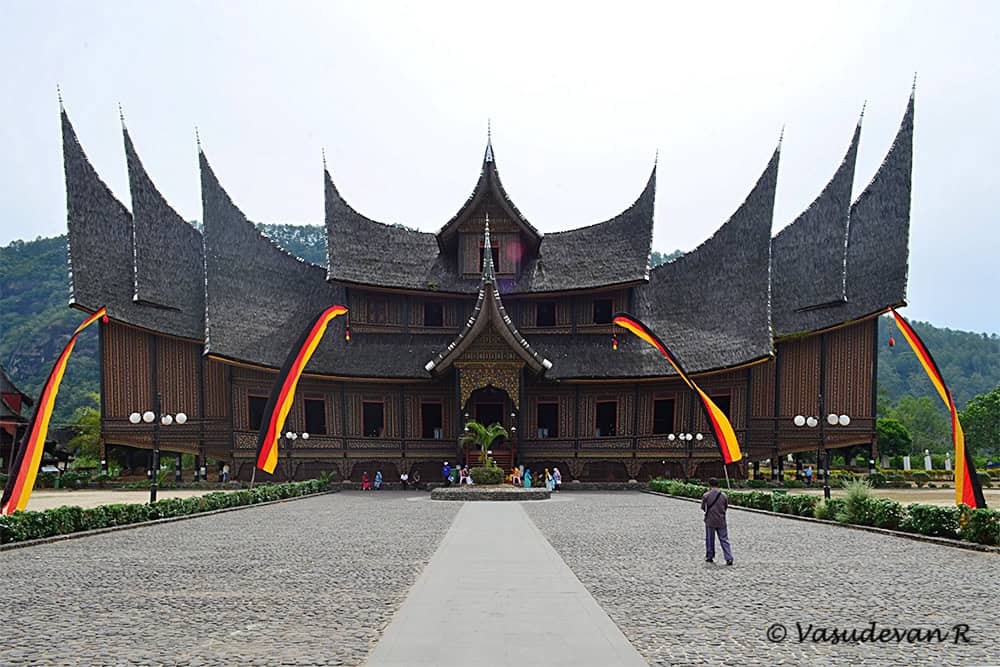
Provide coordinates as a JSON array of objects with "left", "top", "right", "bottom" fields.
[{"left": 462, "top": 386, "right": 517, "bottom": 470}]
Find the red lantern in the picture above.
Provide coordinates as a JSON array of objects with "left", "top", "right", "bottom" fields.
[
  {"left": 888, "top": 337, "right": 895, "bottom": 347},
  {"left": 612, "top": 334, "right": 618, "bottom": 351},
  {"left": 345, "top": 328, "right": 351, "bottom": 342}
]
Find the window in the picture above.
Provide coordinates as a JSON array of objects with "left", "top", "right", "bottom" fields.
[
  {"left": 368, "top": 298, "right": 387, "bottom": 324},
  {"left": 304, "top": 398, "right": 327, "bottom": 435},
  {"left": 652, "top": 398, "right": 676, "bottom": 434},
  {"left": 536, "top": 302, "right": 556, "bottom": 327},
  {"left": 595, "top": 401, "right": 617, "bottom": 437},
  {"left": 537, "top": 402, "right": 559, "bottom": 438},
  {"left": 592, "top": 298, "right": 613, "bottom": 324},
  {"left": 421, "top": 402, "right": 443, "bottom": 439},
  {"left": 248, "top": 396, "right": 268, "bottom": 431},
  {"left": 362, "top": 401, "right": 384, "bottom": 437},
  {"left": 424, "top": 301, "right": 444, "bottom": 327},
  {"left": 711, "top": 394, "right": 732, "bottom": 419},
  {"left": 479, "top": 245, "right": 501, "bottom": 273}
]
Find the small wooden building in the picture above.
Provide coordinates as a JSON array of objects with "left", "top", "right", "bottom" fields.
[{"left": 59, "top": 92, "right": 914, "bottom": 482}]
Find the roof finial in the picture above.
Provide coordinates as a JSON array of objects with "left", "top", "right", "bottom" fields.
[
  {"left": 911, "top": 72, "right": 917, "bottom": 97},
  {"left": 859, "top": 100, "right": 867, "bottom": 125},
  {"left": 485, "top": 119, "right": 494, "bottom": 163},
  {"left": 654, "top": 148, "right": 659, "bottom": 167},
  {"left": 118, "top": 102, "right": 126, "bottom": 129},
  {"left": 195, "top": 126, "right": 202, "bottom": 154},
  {"left": 322, "top": 147, "right": 327, "bottom": 170},
  {"left": 777, "top": 124, "right": 785, "bottom": 151},
  {"left": 56, "top": 84, "right": 64, "bottom": 111},
  {"left": 482, "top": 211, "right": 495, "bottom": 280}
]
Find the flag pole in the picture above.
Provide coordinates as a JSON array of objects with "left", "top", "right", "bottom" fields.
[
  {"left": 249, "top": 467, "right": 256, "bottom": 490},
  {"left": 723, "top": 463, "right": 731, "bottom": 489}
]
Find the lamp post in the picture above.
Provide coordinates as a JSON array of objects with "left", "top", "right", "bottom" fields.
[
  {"left": 795, "top": 412, "right": 850, "bottom": 499},
  {"left": 281, "top": 431, "right": 308, "bottom": 480},
  {"left": 129, "top": 404, "right": 187, "bottom": 503}
]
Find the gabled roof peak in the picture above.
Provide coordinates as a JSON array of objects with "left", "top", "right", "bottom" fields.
[{"left": 485, "top": 119, "right": 494, "bottom": 163}]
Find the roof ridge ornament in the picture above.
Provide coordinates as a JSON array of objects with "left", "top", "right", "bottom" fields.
[
  {"left": 57, "top": 84, "right": 63, "bottom": 111},
  {"left": 485, "top": 118, "right": 494, "bottom": 163},
  {"left": 482, "top": 212, "right": 495, "bottom": 281},
  {"left": 777, "top": 124, "right": 785, "bottom": 152},
  {"left": 195, "top": 126, "right": 202, "bottom": 154},
  {"left": 911, "top": 72, "right": 917, "bottom": 97},
  {"left": 859, "top": 100, "right": 867, "bottom": 125},
  {"left": 118, "top": 102, "right": 126, "bottom": 130}
]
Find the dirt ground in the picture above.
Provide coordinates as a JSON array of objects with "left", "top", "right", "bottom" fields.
[{"left": 23, "top": 488, "right": 214, "bottom": 512}]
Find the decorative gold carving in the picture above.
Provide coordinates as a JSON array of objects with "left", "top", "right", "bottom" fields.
[{"left": 457, "top": 362, "right": 521, "bottom": 410}]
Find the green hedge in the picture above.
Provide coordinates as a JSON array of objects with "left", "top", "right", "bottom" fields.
[
  {"left": 0, "top": 479, "right": 328, "bottom": 545},
  {"left": 469, "top": 466, "right": 504, "bottom": 485},
  {"left": 648, "top": 478, "right": 999, "bottom": 547}
]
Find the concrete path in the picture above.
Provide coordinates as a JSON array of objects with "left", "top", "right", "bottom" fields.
[{"left": 365, "top": 501, "right": 648, "bottom": 667}]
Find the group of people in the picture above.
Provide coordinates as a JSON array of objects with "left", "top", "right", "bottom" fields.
[
  {"left": 360, "top": 469, "right": 423, "bottom": 490},
  {"left": 509, "top": 465, "right": 561, "bottom": 491},
  {"left": 441, "top": 461, "right": 475, "bottom": 486}
]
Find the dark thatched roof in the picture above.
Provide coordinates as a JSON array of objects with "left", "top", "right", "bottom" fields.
[
  {"left": 63, "top": 109, "right": 201, "bottom": 339},
  {"left": 200, "top": 150, "right": 345, "bottom": 371},
  {"left": 435, "top": 139, "right": 542, "bottom": 253},
  {"left": 123, "top": 126, "right": 205, "bottom": 339},
  {"left": 325, "top": 156, "right": 656, "bottom": 295},
  {"left": 424, "top": 224, "right": 551, "bottom": 374},
  {"left": 771, "top": 116, "right": 861, "bottom": 334},
  {"left": 1, "top": 363, "right": 32, "bottom": 421},
  {"left": 771, "top": 93, "right": 913, "bottom": 336},
  {"left": 512, "top": 166, "right": 655, "bottom": 293}
]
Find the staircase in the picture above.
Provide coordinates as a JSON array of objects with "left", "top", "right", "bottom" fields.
[{"left": 465, "top": 448, "right": 515, "bottom": 475}]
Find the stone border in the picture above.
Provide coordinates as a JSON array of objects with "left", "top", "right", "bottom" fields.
[
  {"left": 643, "top": 490, "right": 1000, "bottom": 554},
  {"left": 431, "top": 487, "right": 550, "bottom": 501},
  {"left": 0, "top": 489, "right": 339, "bottom": 552}
]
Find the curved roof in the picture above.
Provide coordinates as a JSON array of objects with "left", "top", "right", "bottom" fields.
[
  {"left": 771, "top": 115, "right": 861, "bottom": 334},
  {"left": 511, "top": 165, "right": 655, "bottom": 293},
  {"left": 62, "top": 108, "right": 201, "bottom": 339},
  {"left": 435, "top": 139, "right": 542, "bottom": 253},
  {"left": 424, "top": 223, "right": 551, "bottom": 374},
  {"left": 200, "top": 150, "right": 345, "bottom": 370},
  {"left": 771, "top": 93, "right": 914, "bottom": 336},
  {"left": 123, "top": 125, "right": 205, "bottom": 339}
]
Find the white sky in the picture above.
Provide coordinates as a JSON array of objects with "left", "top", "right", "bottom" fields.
[{"left": 2, "top": 1, "right": 998, "bottom": 332}]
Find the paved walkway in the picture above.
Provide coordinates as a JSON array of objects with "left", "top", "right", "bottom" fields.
[{"left": 365, "top": 501, "right": 647, "bottom": 667}]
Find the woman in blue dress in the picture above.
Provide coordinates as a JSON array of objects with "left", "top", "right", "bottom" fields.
[
  {"left": 524, "top": 469, "right": 532, "bottom": 488},
  {"left": 374, "top": 469, "right": 383, "bottom": 490}
]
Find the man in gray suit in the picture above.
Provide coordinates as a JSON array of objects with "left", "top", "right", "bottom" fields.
[{"left": 701, "top": 478, "right": 733, "bottom": 565}]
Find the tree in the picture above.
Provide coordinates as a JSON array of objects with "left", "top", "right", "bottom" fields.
[
  {"left": 65, "top": 393, "right": 101, "bottom": 465},
  {"left": 887, "top": 395, "right": 950, "bottom": 454},
  {"left": 960, "top": 386, "right": 1000, "bottom": 459},
  {"left": 876, "top": 418, "right": 912, "bottom": 457},
  {"left": 460, "top": 420, "right": 508, "bottom": 468}
]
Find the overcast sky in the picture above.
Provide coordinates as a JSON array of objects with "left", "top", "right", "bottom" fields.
[{"left": 2, "top": 1, "right": 998, "bottom": 333}]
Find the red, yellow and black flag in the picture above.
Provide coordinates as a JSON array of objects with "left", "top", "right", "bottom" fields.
[
  {"left": 256, "top": 305, "right": 348, "bottom": 473},
  {"left": 1, "top": 307, "right": 107, "bottom": 514},
  {"left": 890, "top": 309, "right": 986, "bottom": 508},
  {"left": 612, "top": 313, "right": 742, "bottom": 464}
]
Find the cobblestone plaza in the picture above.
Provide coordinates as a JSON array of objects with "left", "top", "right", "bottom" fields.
[{"left": 1, "top": 491, "right": 997, "bottom": 666}]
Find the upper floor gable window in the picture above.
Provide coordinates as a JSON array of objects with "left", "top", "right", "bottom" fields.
[
  {"left": 424, "top": 301, "right": 444, "bottom": 327},
  {"left": 536, "top": 302, "right": 556, "bottom": 327},
  {"left": 592, "top": 298, "right": 613, "bottom": 324}
]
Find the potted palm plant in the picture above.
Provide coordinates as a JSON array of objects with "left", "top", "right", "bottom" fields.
[{"left": 461, "top": 420, "right": 509, "bottom": 485}]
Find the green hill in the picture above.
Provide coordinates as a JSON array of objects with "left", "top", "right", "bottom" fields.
[{"left": 2, "top": 230, "right": 997, "bottom": 426}]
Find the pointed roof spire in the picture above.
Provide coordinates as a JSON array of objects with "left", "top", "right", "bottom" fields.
[
  {"left": 482, "top": 212, "right": 495, "bottom": 281},
  {"left": 777, "top": 124, "right": 785, "bottom": 152},
  {"left": 118, "top": 102, "right": 127, "bottom": 130},
  {"left": 195, "top": 126, "right": 202, "bottom": 154},
  {"left": 57, "top": 84, "right": 64, "bottom": 111},
  {"left": 911, "top": 72, "right": 917, "bottom": 97},
  {"left": 485, "top": 118, "right": 494, "bottom": 163},
  {"left": 859, "top": 100, "right": 867, "bottom": 125},
  {"left": 322, "top": 147, "right": 327, "bottom": 171}
]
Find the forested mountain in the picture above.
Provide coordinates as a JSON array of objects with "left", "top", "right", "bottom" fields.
[{"left": 2, "top": 230, "right": 997, "bottom": 426}]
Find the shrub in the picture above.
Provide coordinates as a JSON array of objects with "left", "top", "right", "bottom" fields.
[
  {"left": 837, "top": 479, "right": 875, "bottom": 525},
  {"left": 959, "top": 507, "right": 1000, "bottom": 545},
  {"left": 685, "top": 478, "right": 703, "bottom": 486},
  {"left": 977, "top": 472, "right": 992, "bottom": 488},
  {"left": 867, "top": 472, "right": 887, "bottom": 488},
  {"left": 745, "top": 479, "right": 768, "bottom": 488},
  {"left": 901, "top": 504, "right": 960, "bottom": 539},
  {"left": 783, "top": 480, "right": 806, "bottom": 489},
  {"left": 869, "top": 498, "right": 905, "bottom": 530},
  {"left": 912, "top": 472, "right": 930, "bottom": 487},
  {"left": 814, "top": 498, "right": 845, "bottom": 521},
  {"left": 470, "top": 466, "right": 504, "bottom": 485},
  {"left": 790, "top": 495, "right": 819, "bottom": 517},
  {"left": 770, "top": 493, "right": 793, "bottom": 514}
]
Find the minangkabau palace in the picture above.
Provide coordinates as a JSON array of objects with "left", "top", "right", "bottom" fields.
[{"left": 60, "top": 91, "right": 913, "bottom": 483}]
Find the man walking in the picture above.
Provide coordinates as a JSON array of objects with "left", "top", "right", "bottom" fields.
[
  {"left": 701, "top": 478, "right": 733, "bottom": 565},
  {"left": 442, "top": 461, "right": 452, "bottom": 487}
]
